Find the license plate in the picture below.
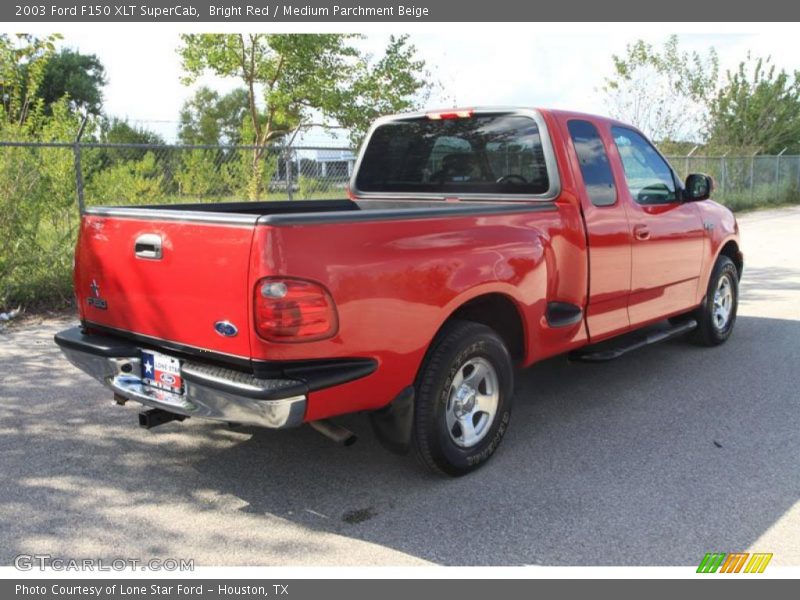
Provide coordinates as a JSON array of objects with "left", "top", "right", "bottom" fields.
[{"left": 141, "top": 350, "right": 184, "bottom": 395}]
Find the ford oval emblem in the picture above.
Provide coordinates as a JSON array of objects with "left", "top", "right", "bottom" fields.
[{"left": 214, "top": 321, "right": 238, "bottom": 337}]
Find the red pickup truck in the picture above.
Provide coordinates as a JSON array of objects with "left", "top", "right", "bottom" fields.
[{"left": 56, "top": 108, "right": 742, "bottom": 475}]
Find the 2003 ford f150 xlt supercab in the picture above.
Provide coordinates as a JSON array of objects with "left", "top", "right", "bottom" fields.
[{"left": 56, "top": 108, "right": 743, "bottom": 475}]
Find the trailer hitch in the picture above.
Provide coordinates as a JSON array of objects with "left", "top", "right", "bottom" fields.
[{"left": 138, "top": 408, "right": 186, "bottom": 429}]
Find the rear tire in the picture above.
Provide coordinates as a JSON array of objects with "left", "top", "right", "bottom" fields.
[
  {"left": 691, "top": 255, "right": 739, "bottom": 346},
  {"left": 413, "top": 320, "right": 514, "bottom": 476}
]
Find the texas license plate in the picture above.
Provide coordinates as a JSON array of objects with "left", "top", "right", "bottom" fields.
[{"left": 141, "top": 350, "right": 184, "bottom": 394}]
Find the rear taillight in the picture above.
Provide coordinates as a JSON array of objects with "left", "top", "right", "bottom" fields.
[{"left": 254, "top": 277, "right": 338, "bottom": 342}]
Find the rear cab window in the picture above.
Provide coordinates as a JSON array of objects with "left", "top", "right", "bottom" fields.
[
  {"left": 567, "top": 119, "right": 617, "bottom": 207},
  {"left": 355, "top": 112, "right": 552, "bottom": 197}
]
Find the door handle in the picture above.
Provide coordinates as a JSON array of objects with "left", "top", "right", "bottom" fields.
[
  {"left": 633, "top": 224, "right": 650, "bottom": 241},
  {"left": 134, "top": 233, "right": 162, "bottom": 259}
]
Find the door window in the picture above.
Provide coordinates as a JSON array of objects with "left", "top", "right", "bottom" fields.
[{"left": 611, "top": 127, "right": 677, "bottom": 205}]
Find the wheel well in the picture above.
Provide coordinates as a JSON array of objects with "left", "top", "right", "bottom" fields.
[
  {"left": 447, "top": 294, "right": 525, "bottom": 362},
  {"left": 719, "top": 240, "right": 743, "bottom": 279}
]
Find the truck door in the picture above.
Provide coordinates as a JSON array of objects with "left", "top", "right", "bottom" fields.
[
  {"left": 608, "top": 126, "right": 705, "bottom": 327},
  {"left": 564, "top": 118, "right": 632, "bottom": 341}
]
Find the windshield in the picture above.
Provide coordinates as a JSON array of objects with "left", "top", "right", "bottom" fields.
[{"left": 355, "top": 113, "right": 550, "bottom": 196}]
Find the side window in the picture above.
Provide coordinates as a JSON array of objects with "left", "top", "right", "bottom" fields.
[
  {"left": 567, "top": 120, "right": 616, "bottom": 207},
  {"left": 611, "top": 126, "right": 677, "bottom": 204}
]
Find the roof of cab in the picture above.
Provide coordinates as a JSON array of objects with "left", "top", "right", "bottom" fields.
[{"left": 379, "top": 106, "right": 634, "bottom": 129}]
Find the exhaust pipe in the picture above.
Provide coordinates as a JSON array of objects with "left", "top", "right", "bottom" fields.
[
  {"left": 138, "top": 408, "right": 186, "bottom": 429},
  {"left": 309, "top": 419, "right": 357, "bottom": 446}
]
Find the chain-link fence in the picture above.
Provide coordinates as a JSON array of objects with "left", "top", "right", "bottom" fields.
[
  {"left": 75, "top": 142, "right": 356, "bottom": 207},
  {"left": 666, "top": 153, "right": 800, "bottom": 211},
  {"left": 1, "top": 140, "right": 356, "bottom": 210},
  {"left": 3, "top": 139, "right": 798, "bottom": 214},
  {"left": 2, "top": 132, "right": 800, "bottom": 309},
  {"left": 0, "top": 134, "right": 356, "bottom": 308}
]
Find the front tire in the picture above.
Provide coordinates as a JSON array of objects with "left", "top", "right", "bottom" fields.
[
  {"left": 413, "top": 320, "right": 514, "bottom": 476},
  {"left": 692, "top": 255, "right": 739, "bottom": 346}
]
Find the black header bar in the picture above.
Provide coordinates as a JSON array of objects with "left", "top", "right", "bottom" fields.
[{"left": 4, "top": 0, "right": 799, "bottom": 22}]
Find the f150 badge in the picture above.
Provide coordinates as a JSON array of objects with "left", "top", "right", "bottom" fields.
[{"left": 87, "top": 279, "right": 107, "bottom": 310}]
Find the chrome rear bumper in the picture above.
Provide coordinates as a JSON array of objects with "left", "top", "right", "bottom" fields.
[{"left": 55, "top": 327, "right": 306, "bottom": 428}]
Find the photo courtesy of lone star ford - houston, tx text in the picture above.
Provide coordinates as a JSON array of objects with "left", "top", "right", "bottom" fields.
[{"left": 0, "top": 0, "right": 799, "bottom": 597}]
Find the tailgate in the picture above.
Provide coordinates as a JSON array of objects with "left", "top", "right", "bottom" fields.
[{"left": 75, "top": 212, "right": 257, "bottom": 358}]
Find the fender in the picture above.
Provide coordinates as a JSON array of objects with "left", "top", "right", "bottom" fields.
[
  {"left": 369, "top": 284, "right": 532, "bottom": 455},
  {"left": 695, "top": 200, "right": 742, "bottom": 304}
]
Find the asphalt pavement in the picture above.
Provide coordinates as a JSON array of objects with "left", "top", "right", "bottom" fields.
[{"left": 1, "top": 206, "right": 798, "bottom": 566}]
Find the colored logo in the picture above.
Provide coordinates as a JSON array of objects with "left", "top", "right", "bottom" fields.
[
  {"left": 87, "top": 278, "right": 108, "bottom": 309},
  {"left": 697, "top": 552, "right": 773, "bottom": 573},
  {"left": 214, "top": 321, "right": 238, "bottom": 337}
]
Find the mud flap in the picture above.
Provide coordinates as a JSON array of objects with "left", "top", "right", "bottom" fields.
[{"left": 368, "top": 386, "right": 415, "bottom": 455}]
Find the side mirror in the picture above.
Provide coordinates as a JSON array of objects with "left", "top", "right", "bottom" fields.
[{"left": 684, "top": 173, "right": 713, "bottom": 201}]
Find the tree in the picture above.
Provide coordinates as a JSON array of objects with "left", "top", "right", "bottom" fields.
[
  {"left": 0, "top": 33, "right": 60, "bottom": 128},
  {"left": 178, "top": 33, "right": 432, "bottom": 198},
  {"left": 706, "top": 54, "right": 800, "bottom": 154},
  {"left": 178, "top": 86, "right": 249, "bottom": 146},
  {"left": 91, "top": 118, "right": 167, "bottom": 174},
  {"left": 601, "top": 35, "right": 719, "bottom": 143},
  {"left": 0, "top": 35, "right": 92, "bottom": 309},
  {"left": 100, "top": 117, "right": 165, "bottom": 146},
  {"left": 0, "top": 97, "right": 87, "bottom": 309},
  {"left": 38, "top": 48, "right": 106, "bottom": 115}
]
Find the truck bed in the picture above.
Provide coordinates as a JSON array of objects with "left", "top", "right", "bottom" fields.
[{"left": 85, "top": 198, "right": 555, "bottom": 225}]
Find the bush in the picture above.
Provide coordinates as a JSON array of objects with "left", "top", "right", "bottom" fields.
[
  {"left": 0, "top": 102, "right": 83, "bottom": 309},
  {"left": 297, "top": 175, "right": 330, "bottom": 199},
  {"left": 717, "top": 181, "right": 800, "bottom": 211},
  {"left": 86, "top": 151, "right": 165, "bottom": 206},
  {"left": 174, "top": 149, "right": 219, "bottom": 198}
]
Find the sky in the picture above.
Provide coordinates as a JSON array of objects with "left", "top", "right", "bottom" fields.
[{"left": 51, "top": 28, "right": 800, "bottom": 143}]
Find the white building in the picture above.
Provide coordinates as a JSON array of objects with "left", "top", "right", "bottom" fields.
[{"left": 313, "top": 148, "right": 357, "bottom": 178}]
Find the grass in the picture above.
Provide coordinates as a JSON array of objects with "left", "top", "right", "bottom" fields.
[
  {"left": 717, "top": 189, "right": 800, "bottom": 212},
  {"left": 84, "top": 188, "right": 347, "bottom": 207}
]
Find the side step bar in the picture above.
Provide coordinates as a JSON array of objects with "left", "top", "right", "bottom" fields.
[{"left": 569, "top": 319, "right": 698, "bottom": 363}]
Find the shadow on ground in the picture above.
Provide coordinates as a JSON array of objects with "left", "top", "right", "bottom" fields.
[{"left": 0, "top": 315, "right": 798, "bottom": 565}]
